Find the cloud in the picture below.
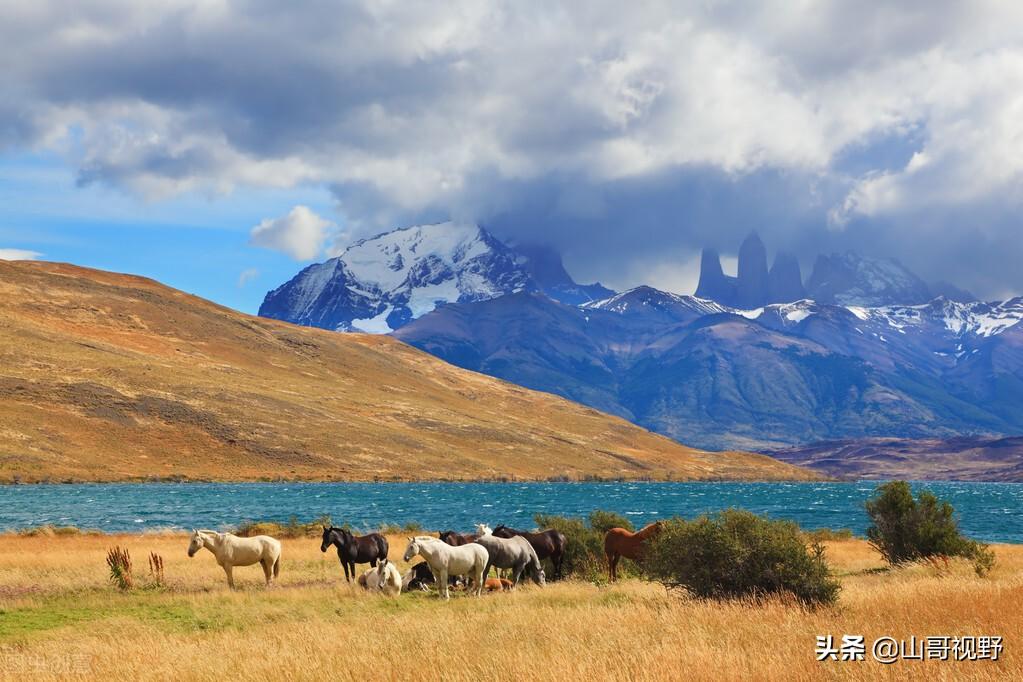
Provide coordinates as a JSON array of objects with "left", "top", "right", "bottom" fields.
[
  {"left": 1, "top": 1, "right": 1023, "bottom": 295},
  {"left": 249, "top": 206, "right": 333, "bottom": 261},
  {"left": 0, "top": 248, "right": 42, "bottom": 261},
  {"left": 236, "top": 267, "right": 260, "bottom": 288}
]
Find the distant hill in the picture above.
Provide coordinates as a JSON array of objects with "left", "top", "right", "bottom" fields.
[
  {"left": 0, "top": 260, "right": 816, "bottom": 483},
  {"left": 766, "top": 436, "right": 1023, "bottom": 481}
]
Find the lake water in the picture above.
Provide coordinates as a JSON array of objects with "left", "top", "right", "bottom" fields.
[{"left": 2, "top": 481, "right": 1022, "bottom": 542}]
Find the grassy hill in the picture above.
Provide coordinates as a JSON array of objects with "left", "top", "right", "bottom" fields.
[{"left": 0, "top": 260, "right": 820, "bottom": 483}]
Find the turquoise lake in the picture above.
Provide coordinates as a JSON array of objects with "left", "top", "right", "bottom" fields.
[{"left": 2, "top": 481, "right": 1022, "bottom": 542}]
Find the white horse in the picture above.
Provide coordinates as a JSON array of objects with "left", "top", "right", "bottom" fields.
[
  {"left": 186, "top": 529, "right": 281, "bottom": 589},
  {"left": 474, "top": 523, "right": 493, "bottom": 537},
  {"left": 360, "top": 558, "right": 402, "bottom": 596},
  {"left": 403, "top": 536, "right": 488, "bottom": 599}
]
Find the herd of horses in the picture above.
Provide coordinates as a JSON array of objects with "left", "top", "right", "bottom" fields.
[{"left": 186, "top": 519, "right": 665, "bottom": 597}]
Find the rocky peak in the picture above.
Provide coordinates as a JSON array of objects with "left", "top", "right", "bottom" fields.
[{"left": 768, "top": 251, "right": 805, "bottom": 303}]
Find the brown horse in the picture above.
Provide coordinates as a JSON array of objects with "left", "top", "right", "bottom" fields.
[
  {"left": 491, "top": 525, "right": 568, "bottom": 580},
  {"left": 604, "top": 521, "right": 664, "bottom": 582},
  {"left": 438, "top": 530, "right": 478, "bottom": 546}
]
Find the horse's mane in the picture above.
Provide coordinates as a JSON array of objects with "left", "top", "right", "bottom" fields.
[{"left": 634, "top": 522, "right": 663, "bottom": 538}]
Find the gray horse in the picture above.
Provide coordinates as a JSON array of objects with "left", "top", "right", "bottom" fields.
[{"left": 475, "top": 534, "right": 546, "bottom": 587}]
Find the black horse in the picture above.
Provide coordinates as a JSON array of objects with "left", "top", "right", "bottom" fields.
[
  {"left": 320, "top": 526, "right": 389, "bottom": 582},
  {"left": 492, "top": 524, "right": 567, "bottom": 580},
  {"left": 405, "top": 560, "right": 464, "bottom": 592}
]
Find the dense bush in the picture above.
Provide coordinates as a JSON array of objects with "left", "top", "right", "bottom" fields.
[
  {"left": 588, "top": 510, "right": 634, "bottom": 535},
  {"left": 533, "top": 510, "right": 639, "bottom": 582},
  {"left": 643, "top": 510, "right": 840, "bottom": 607},
  {"left": 865, "top": 481, "right": 995, "bottom": 575}
]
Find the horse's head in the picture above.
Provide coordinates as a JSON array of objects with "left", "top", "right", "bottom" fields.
[
  {"left": 402, "top": 537, "right": 421, "bottom": 562},
  {"left": 491, "top": 525, "right": 511, "bottom": 538},
  {"left": 475, "top": 523, "right": 492, "bottom": 537},
  {"left": 533, "top": 565, "right": 547, "bottom": 587},
  {"left": 187, "top": 529, "right": 204, "bottom": 557},
  {"left": 438, "top": 530, "right": 455, "bottom": 545},
  {"left": 320, "top": 526, "right": 335, "bottom": 553}
]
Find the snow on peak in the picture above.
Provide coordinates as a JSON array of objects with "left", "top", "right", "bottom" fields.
[{"left": 259, "top": 221, "right": 534, "bottom": 332}]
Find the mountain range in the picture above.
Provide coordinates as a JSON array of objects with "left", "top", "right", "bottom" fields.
[
  {"left": 0, "top": 259, "right": 814, "bottom": 482},
  {"left": 260, "top": 223, "right": 1023, "bottom": 477}
]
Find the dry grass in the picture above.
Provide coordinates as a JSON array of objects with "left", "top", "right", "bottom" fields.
[
  {"left": 0, "top": 259, "right": 819, "bottom": 483},
  {"left": 1, "top": 533, "right": 1021, "bottom": 681}
]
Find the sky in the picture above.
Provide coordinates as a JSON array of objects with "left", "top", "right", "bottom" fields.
[{"left": 2, "top": 1, "right": 1023, "bottom": 313}]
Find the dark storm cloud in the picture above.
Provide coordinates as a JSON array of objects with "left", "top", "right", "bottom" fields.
[{"left": 1, "top": 1, "right": 1022, "bottom": 296}]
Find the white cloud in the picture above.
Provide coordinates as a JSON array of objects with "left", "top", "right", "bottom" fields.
[
  {"left": 2, "top": 1, "right": 1023, "bottom": 294},
  {"left": 249, "top": 206, "right": 333, "bottom": 261},
  {"left": 237, "top": 267, "right": 259, "bottom": 287},
  {"left": 0, "top": 248, "right": 42, "bottom": 260}
]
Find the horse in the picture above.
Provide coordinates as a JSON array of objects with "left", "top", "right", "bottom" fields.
[
  {"left": 186, "top": 529, "right": 280, "bottom": 589},
  {"left": 320, "top": 526, "right": 389, "bottom": 582},
  {"left": 475, "top": 534, "right": 546, "bottom": 587},
  {"left": 359, "top": 558, "right": 402, "bottom": 596},
  {"left": 491, "top": 525, "right": 568, "bottom": 580},
  {"left": 438, "top": 529, "right": 479, "bottom": 546},
  {"left": 604, "top": 520, "right": 664, "bottom": 582},
  {"left": 484, "top": 577, "right": 513, "bottom": 592},
  {"left": 403, "top": 536, "right": 488, "bottom": 599},
  {"left": 401, "top": 561, "right": 463, "bottom": 592},
  {"left": 474, "top": 523, "right": 493, "bottom": 537}
]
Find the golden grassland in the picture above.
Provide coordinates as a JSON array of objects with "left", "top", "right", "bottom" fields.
[
  {"left": 0, "top": 259, "right": 820, "bottom": 483},
  {"left": 1, "top": 532, "right": 1021, "bottom": 681}
]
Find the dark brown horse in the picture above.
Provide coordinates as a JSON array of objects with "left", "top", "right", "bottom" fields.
[
  {"left": 491, "top": 525, "right": 567, "bottom": 580},
  {"left": 320, "top": 526, "right": 389, "bottom": 582},
  {"left": 603, "top": 521, "right": 663, "bottom": 582},
  {"left": 438, "top": 530, "right": 478, "bottom": 546}
]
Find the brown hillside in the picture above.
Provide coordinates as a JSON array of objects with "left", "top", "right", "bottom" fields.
[{"left": 0, "top": 260, "right": 819, "bottom": 483}]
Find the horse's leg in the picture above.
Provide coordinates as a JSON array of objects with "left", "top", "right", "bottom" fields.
[
  {"left": 606, "top": 552, "right": 617, "bottom": 582},
  {"left": 261, "top": 558, "right": 272, "bottom": 586},
  {"left": 554, "top": 551, "right": 564, "bottom": 580},
  {"left": 349, "top": 561, "right": 356, "bottom": 582},
  {"left": 223, "top": 564, "right": 235, "bottom": 589},
  {"left": 438, "top": 568, "right": 450, "bottom": 600},
  {"left": 482, "top": 559, "right": 493, "bottom": 583}
]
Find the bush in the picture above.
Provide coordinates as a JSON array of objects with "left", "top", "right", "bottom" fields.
[
  {"left": 588, "top": 510, "right": 634, "bottom": 535},
  {"left": 644, "top": 510, "right": 840, "bottom": 607},
  {"left": 235, "top": 514, "right": 334, "bottom": 538},
  {"left": 533, "top": 512, "right": 639, "bottom": 583},
  {"left": 865, "top": 481, "right": 995, "bottom": 575}
]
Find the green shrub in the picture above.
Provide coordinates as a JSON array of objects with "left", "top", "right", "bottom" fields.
[
  {"left": 865, "top": 481, "right": 995, "bottom": 575},
  {"left": 644, "top": 510, "right": 840, "bottom": 607},
  {"left": 534, "top": 512, "right": 639, "bottom": 583},
  {"left": 588, "top": 510, "right": 634, "bottom": 534}
]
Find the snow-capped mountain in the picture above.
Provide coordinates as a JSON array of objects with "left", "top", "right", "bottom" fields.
[
  {"left": 805, "top": 251, "right": 933, "bottom": 306},
  {"left": 584, "top": 287, "right": 729, "bottom": 324},
  {"left": 259, "top": 222, "right": 534, "bottom": 332}
]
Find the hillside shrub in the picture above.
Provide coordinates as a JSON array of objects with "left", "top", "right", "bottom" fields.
[
  {"left": 644, "top": 510, "right": 840, "bottom": 607},
  {"left": 865, "top": 481, "right": 995, "bottom": 575}
]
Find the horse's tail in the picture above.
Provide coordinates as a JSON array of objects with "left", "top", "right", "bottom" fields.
[
  {"left": 379, "top": 535, "right": 390, "bottom": 562},
  {"left": 273, "top": 554, "right": 281, "bottom": 579}
]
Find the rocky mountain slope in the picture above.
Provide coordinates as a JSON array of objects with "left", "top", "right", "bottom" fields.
[
  {"left": 0, "top": 260, "right": 817, "bottom": 483},
  {"left": 394, "top": 287, "right": 1023, "bottom": 454}
]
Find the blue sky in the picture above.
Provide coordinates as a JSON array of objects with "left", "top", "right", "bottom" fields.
[
  {"left": 0, "top": 151, "right": 334, "bottom": 313},
  {"left": 2, "top": 1, "right": 1023, "bottom": 308}
]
